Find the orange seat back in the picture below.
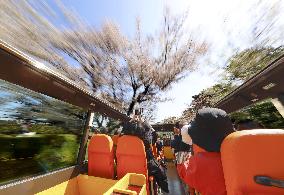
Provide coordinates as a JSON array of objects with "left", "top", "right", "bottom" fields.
[
  {"left": 221, "top": 129, "right": 284, "bottom": 195},
  {"left": 88, "top": 134, "right": 114, "bottom": 179},
  {"left": 116, "top": 135, "right": 147, "bottom": 179}
]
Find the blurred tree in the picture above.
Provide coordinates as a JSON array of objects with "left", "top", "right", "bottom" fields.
[
  {"left": 0, "top": 1, "right": 207, "bottom": 118},
  {"left": 161, "top": 116, "right": 178, "bottom": 124},
  {"left": 225, "top": 46, "right": 284, "bottom": 82},
  {"left": 53, "top": 11, "right": 207, "bottom": 116},
  {"left": 180, "top": 82, "right": 235, "bottom": 121},
  {"left": 0, "top": 79, "right": 86, "bottom": 134},
  {"left": 0, "top": 1, "right": 86, "bottom": 86},
  {"left": 179, "top": 106, "right": 195, "bottom": 122}
]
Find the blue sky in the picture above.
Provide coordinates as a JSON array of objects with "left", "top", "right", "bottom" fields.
[
  {"left": 59, "top": 0, "right": 284, "bottom": 122},
  {"left": 60, "top": 0, "right": 164, "bottom": 36}
]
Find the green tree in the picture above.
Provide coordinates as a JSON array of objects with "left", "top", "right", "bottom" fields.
[
  {"left": 161, "top": 116, "right": 178, "bottom": 124},
  {"left": 106, "top": 118, "right": 121, "bottom": 134},
  {"left": 225, "top": 46, "right": 284, "bottom": 82},
  {"left": 180, "top": 82, "right": 235, "bottom": 121},
  {"left": 180, "top": 46, "right": 284, "bottom": 124},
  {"left": 230, "top": 100, "right": 284, "bottom": 128}
]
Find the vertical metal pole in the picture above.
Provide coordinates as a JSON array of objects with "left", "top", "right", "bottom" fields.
[{"left": 77, "top": 110, "right": 94, "bottom": 165}]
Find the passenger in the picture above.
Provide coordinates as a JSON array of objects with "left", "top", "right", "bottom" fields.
[
  {"left": 156, "top": 137, "right": 163, "bottom": 154},
  {"left": 152, "top": 130, "right": 158, "bottom": 145},
  {"left": 171, "top": 122, "right": 182, "bottom": 157},
  {"left": 184, "top": 108, "right": 234, "bottom": 195},
  {"left": 144, "top": 121, "right": 155, "bottom": 144},
  {"left": 122, "top": 109, "right": 169, "bottom": 193},
  {"left": 156, "top": 137, "right": 166, "bottom": 170},
  {"left": 176, "top": 123, "right": 192, "bottom": 182}
]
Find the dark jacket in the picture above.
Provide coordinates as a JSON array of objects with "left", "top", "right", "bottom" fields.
[
  {"left": 171, "top": 134, "right": 181, "bottom": 153},
  {"left": 156, "top": 140, "right": 163, "bottom": 152},
  {"left": 171, "top": 134, "right": 191, "bottom": 153}
]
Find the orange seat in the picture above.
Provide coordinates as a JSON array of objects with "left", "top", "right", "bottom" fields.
[
  {"left": 221, "top": 129, "right": 284, "bottom": 195},
  {"left": 88, "top": 134, "right": 114, "bottom": 179},
  {"left": 116, "top": 135, "right": 147, "bottom": 179}
]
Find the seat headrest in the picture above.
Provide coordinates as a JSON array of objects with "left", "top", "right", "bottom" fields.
[
  {"left": 88, "top": 134, "right": 113, "bottom": 153},
  {"left": 117, "top": 135, "right": 145, "bottom": 156},
  {"left": 221, "top": 129, "right": 284, "bottom": 195}
]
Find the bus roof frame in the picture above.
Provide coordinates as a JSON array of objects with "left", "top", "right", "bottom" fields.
[
  {"left": 0, "top": 40, "right": 130, "bottom": 122},
  {"left": 215, "top": 54, "right": 284, "bottom": 113}
]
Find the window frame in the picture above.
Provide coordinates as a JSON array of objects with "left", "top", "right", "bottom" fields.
[{"left": 0, "top": 42, "right": 129, "bottom": 192}]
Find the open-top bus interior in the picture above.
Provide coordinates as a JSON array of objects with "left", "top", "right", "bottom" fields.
[{"left": 0, "top": 33, "right": 284, "bottom": 195}]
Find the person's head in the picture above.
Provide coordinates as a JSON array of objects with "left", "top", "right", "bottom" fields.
[
  {"left": 188, "top": 107, "right": 234, "bottom": 152},
  {"left": 122, "top": 121, "right": 144, "bottom": 139},
  {"left": 143, "top": 121, "right": 152, "bottom": 132},
  {"left": 132, "top": 108, "right": 143, "bottom": 122},
  {"left": 173, "top": 122, "right": 181, "bottom": 134}
]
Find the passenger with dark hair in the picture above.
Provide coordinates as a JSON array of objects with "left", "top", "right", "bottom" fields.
[
  {"left": 184, "top": 108, "right": 235, "bottom": 195},
  {"left": 171, "top": 122, "right": 182, "bottom": 155},
  {"left": 122, "top": 110, "right": 169, "bottom": 193},
  {"left": 156, "top": 137, "right": 163, "bottom": 154},
  {"left": 152, "top": 130, "right": 158, "bottom": 144}
]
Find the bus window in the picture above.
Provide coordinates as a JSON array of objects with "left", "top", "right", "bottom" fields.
[
  {"left": 89, "top": 113, "right": 121, "bottom": 136},
  {"left": 230, "top": 99, "right": 284, "bottom": 130},
  {"left": 0, "top": 79, "right": 87, "bottom": 185},
  {"left": 84, "top": 114, "right": 122, "bottom": 161}
]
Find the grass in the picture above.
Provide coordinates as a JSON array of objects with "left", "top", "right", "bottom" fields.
[{"left": 0, "top": 134, "right": 81, "bottom": 184}]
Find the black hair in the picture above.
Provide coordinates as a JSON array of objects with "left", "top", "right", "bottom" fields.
[
  {"left": 188, "top": 108, "right": 234, "bottom": 152},
  {"left": 174, "top": 122, "right": 180, "bottom": 128},
  {"left": 122, "top": 121, "right": 142, "bottom": 136}
]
